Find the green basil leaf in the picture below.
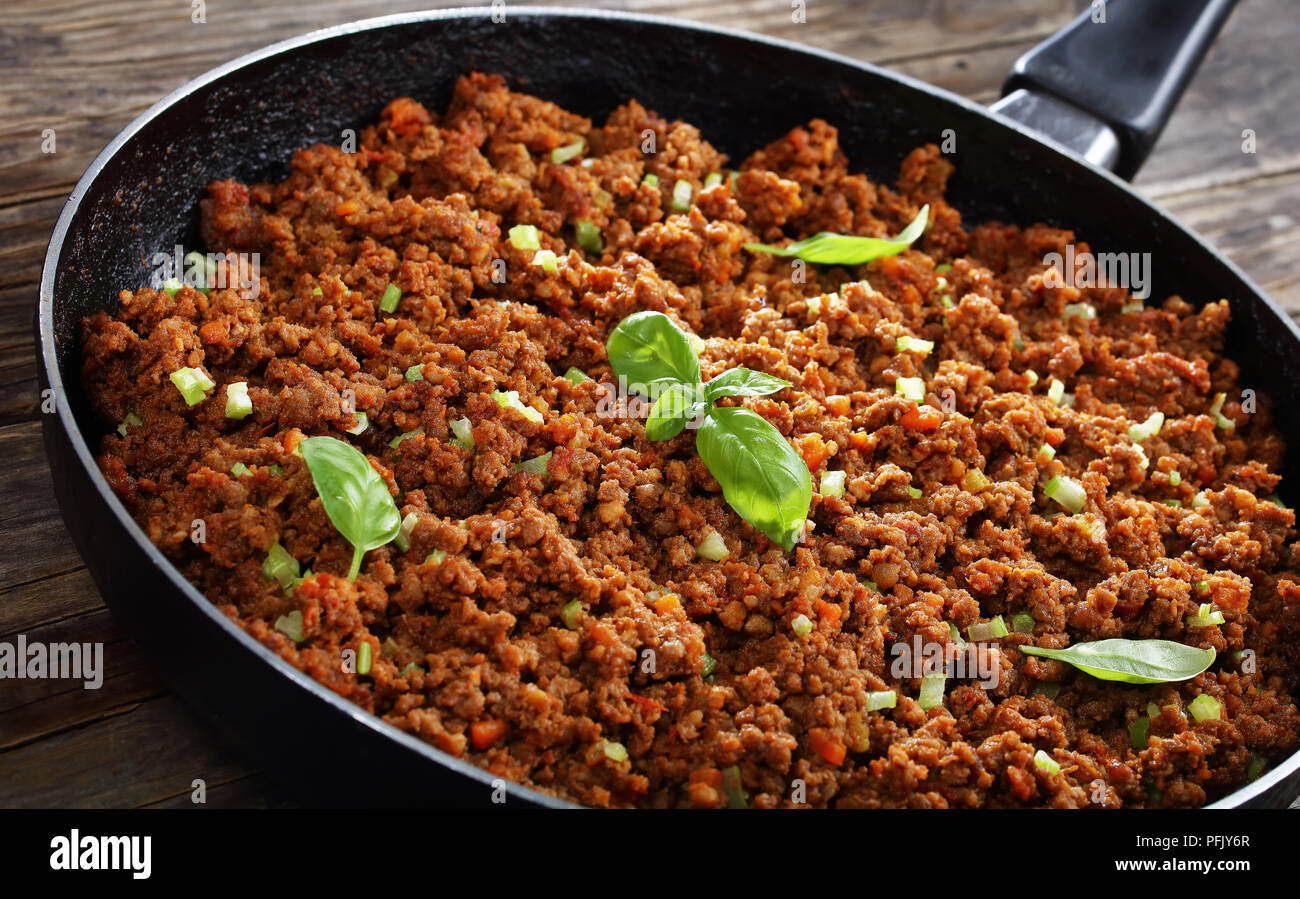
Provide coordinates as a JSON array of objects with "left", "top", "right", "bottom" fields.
[
  {"left": 1020, "top": 639, "right": 1215, "bottom": 684},
  {"left": 695, "top": 406, "right": 812, "bottom": 551},
  {"left": 299, "top": 435, "right": 402, "bottom": 581},
  {"left": 743, "top": 204, "right": 929, "bottom": 265},
  {"left": 645, "top": 383, "right": 700, "bottom": 441},
  {"left": 702, "top": 367, "right": 791, "bottom": 403},
  {"left": 606, "top": 310, "right": 700, "bottom": 394}
]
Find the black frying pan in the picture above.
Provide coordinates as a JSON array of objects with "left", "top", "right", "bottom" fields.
[{"left": 37, "top": 3, "right": 1300, "bottom": 808}]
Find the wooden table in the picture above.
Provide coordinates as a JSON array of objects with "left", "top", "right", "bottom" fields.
[{"left": 2, "top": 0, "right": 1297, "bottom": 808}]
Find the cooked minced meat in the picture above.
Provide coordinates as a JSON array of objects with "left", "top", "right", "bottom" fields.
[{"left": 80, "top": 72, "right": 1300, "bottom": 808}]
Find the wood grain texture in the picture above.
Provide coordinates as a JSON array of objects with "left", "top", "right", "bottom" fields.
[
  {"left": 0, "top": 693, "right": 289, "bottom": 808},
  {"left": 1, "top": 0, "right": 1297, "bottom": 808}
]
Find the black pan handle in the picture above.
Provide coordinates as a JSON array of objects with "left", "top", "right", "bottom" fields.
[{"left": 996, "top": 0, "right": 1239, "bottom": 179}]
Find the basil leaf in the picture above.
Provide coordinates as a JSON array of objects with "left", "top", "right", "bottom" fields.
[
  {"left": 299, "top": 435, "right": 402, "bottom": 581},
  {"left": 606, "top": 311, "right": 701, "bottom": 394},
  {"left": 695, "top": 406, "right": 812, "bottom": 551},
  {"left": 743, "top": 204, "right": 929, "bottom": 265},
  {"left": 645, "top": 383, "right": 700, "bottom": 441},
  {"left": 1020, "top": 639, "right": 1215, "bottom": 684},
  {"left": 702, "top": 367, "right": 791, "bottom": 403}
]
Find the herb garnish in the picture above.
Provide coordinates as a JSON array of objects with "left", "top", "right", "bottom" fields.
[
  {"left": 742, "top": 205, "right": 929, "bottom": 265},
  {"left": 606, "top": 312, "right": 811, "bottom": 550},
  {"left": 1020, "top": 639, "right": 1215, "bottom": 684},
  {"left": 298, "top": 435, "right": 402, "bottom": 581},
  {"left": 605, "top": 310, "right": 701, "bottom": 393}
]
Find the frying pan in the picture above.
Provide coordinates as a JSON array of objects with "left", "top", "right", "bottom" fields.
[{"left": 37, "top": 2, "right": 1300, "bottom": 809}]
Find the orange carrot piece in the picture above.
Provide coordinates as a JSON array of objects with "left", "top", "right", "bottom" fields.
[
  {"left": 470, "top": 718, "right": 509, "bottom": 750},
  {"left": 809, "top": 728, "right": 847, "bottom": 766},
  {"left": 900, "top": 403, "right": 943, "bottom": 431}
]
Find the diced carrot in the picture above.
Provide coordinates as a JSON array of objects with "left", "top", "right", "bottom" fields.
[
  {"left": 628, "top": 693, "right": 665, "bottom": 714},
  {"left": 825, "top": 394, "right": 851, "bottom": 416},
  {"left": 849, "top": 431, "right": 873, "bottom": 450},
  {"left": 523, "top": 684, "right": 550, "bottom": 713},
  {"left": 590, "top": 622, "right": 619, "bottom": 647},
  {"left": 551, "top": 415, "right": 579, "bottom": 444},
  {"left": 809, "top": 728, "right": 847, "bottom": 766},
  {"left": 198, "top": 321, "right": 226, "bottom": 344},
  {"left": 334, "top": 200, "right": 361, "bottom": 217},
  {"left": 900, "top": 403, "right": 943, "bottom": 431},
  {"left": 689, "top": 767, "right": 723, "bottom": 788},
  {"left": 691, "top": 777, "right": 722, "bottom": 809},
  {"left": 877, "top": 255, "right": 904, "bottom": 277},
  {"left": 470, "top": 718, "right": 509, "bottom": 750},
  {"left": 687, "top": 781, "right": 721, "bottom": 808},
  {"left": 385, "top": 97, "right": 432, "bottom": 135},
  {"left": 294, "top": 574, "right": 326, "bottom": 599},
  {"left": 816, "top": 599, "right": 842, "bottom": 623},
  {"left": 654, "top": 594, "right": 682, "bottom": 615},
  {"left": 283, "top": 428, "right": 305, "bottom": 455},
  {"left": 1007, "top": 765, "right": 1035, "bottom": 801},
  {"left": 797, "top": 434, "right": 831, "bottom": 472}
]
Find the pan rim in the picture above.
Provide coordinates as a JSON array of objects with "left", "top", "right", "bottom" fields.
[{"left": 37, "top": 4, "right": 1300, "bottom": 810}]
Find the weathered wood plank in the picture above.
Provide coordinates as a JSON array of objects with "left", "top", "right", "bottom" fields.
[
  {"left": 1159, "top": 168, "right": 1300, "bottom": 307},
  {"left": 0, "top": 284, "right": 44, "bottom": 424},
  {"left": 0, "top": 608, "right": 166, "bottom": 751},
  {"left": 6, "top": 0, "right": 1296, "bottom": 199},
  {"left": 138, "top": 772, "right": 293, "bottom": 809},
  {"left": 0, "top": 693, "right": 255, "bottom": 808},
  {"left": 0, "top": 195, "right": 62, "bottom": 289},
  {"left": 1134, "top": 0, "right": 1300, "bottom": 194},
  {"left": 0, "top": 420, "right": 96, "bottom": 589},
  {"left": 0, "top": 0, "right": 1084, "bottom": 200},
  {"left": 0, "top": 566, "right": 104, "bottom": 639}
]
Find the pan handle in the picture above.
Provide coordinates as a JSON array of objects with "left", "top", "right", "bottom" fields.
[{"left": 992, "top": 0, "right": 1238, "bottom": 179}]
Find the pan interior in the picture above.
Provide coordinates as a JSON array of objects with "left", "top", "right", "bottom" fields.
[
  {"left": 42, "top": 9, "right": 1300, "bottom": 808},
  {"left": 52, "top": 13, "right": 1300, "bottom": 475}
]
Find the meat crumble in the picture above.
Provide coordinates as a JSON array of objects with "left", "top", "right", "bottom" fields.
[{"left": 80, "top": 73, "right": 1300, "bottom": 808}]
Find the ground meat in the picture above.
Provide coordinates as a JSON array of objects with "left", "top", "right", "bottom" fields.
[{"left": 80, "top": 73, "right": 1300, "bottom": 808}]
